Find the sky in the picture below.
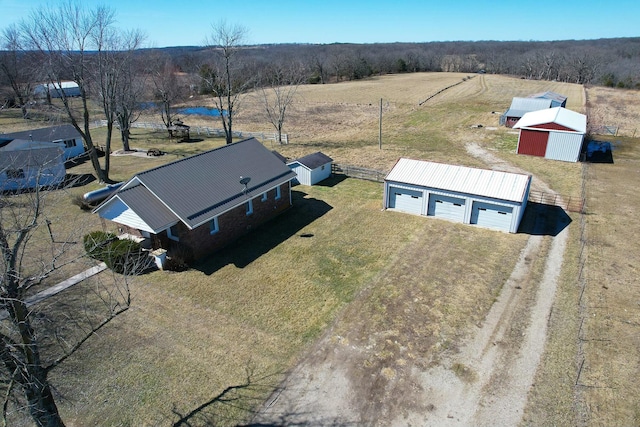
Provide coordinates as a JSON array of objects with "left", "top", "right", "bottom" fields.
[{"left": 2, "top": 0, "right": 639, "bottom": 48}]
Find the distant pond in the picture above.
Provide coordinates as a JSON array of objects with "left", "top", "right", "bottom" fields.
[
  {"left": 139, "top": 102, "right": 226, "bottom": 117},
  {"left": 176, "top": 106, "right": 226, "bottom": 117}
]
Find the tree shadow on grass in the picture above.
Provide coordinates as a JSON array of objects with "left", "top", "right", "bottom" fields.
[
  {"left": 62, "top": 173, "right": 96, "bottom": 188},
  {"left": 170, "top": 366, "right": 354, "bottom": 427},
  {"left": 193, "top": 190, "right": 332, "bottom": 275},
  {"left": 518, "top": 202, "right": 572, "bottom": 236}
]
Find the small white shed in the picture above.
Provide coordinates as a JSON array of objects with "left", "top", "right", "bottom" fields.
[
  {"left": 384, "top": 158, "right": 531, "bottom": 233},
  {"left": 287, "top": 152, "right": 333, "bottom": 185}
]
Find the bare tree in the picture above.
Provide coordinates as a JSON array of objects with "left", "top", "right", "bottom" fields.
[
  {"left": 149, "top": 54, "right": 182, "bottom": 131},
  {"left": 202, "top": 21, "right": 252, "bottom": 144},
  {"left": 0, "top": 166, "right": 139, "bottom": 426},
  {"left": 259, "top": 62, "right": 305, "bottom": 144},
  {"left": 93, "top": 25, "right": 146, "bottom": 176},
  {"left": 17, "top": 3, "right": 140, "bottom": 184},
  {"left": 0, "top": 25, "right": 37, "bottom": 119}
]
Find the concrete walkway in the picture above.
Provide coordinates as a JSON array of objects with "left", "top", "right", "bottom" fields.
[{"left": 0, "top": 262, "right": 107, "bottom": 320}]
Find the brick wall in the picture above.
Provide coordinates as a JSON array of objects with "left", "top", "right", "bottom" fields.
[{"left": 168, "top": 182, "right": 292, "bottom": 261}]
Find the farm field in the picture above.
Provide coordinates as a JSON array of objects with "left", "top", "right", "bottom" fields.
[{"left": 1, "top": 72, "right": 639, "bottom": 425}]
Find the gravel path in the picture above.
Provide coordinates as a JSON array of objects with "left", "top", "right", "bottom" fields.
[{"left": 255, "top": 143, "right": 570, "bottom": 426}]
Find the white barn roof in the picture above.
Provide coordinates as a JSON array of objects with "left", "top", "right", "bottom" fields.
[
  {"left": 513, "top": 107, "right": 586, "bottom": 133},
  {"left": 385, "top": 158, "right": 531, "bottom": 203}
]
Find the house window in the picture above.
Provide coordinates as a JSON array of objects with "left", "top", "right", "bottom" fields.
[
  {"left": 261, "top": 192, "right": 268, "bottom": 202},
  {"left": 167, "top": 224, "right": 180, "bottom": 241},
  {"left": 64, "top": 139, "right": 76, "bottom": 148},
  {"left": 209, "top": 217, "right": 219, "bottom": 234},
  {"left": 246, "top": 200, "right": 253, "bottom": 215},
  {"left": 275, "top": 186, "right": 281, "bottom": 200},
  {"left": 6, "top": 169, "right": 25, "bottom": 179},
  {"left": 321, "top": 165, "right": 325, "bottom": 170}
]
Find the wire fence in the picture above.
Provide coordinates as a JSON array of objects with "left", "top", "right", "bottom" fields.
[
  {"left": 528, "top": 190, "right": 585, "bottom": 213},
  {"left": 331, "top": 163, "right": 386, "bottom": 182}
]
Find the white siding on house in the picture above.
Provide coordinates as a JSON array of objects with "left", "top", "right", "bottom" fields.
[{"left": 99, "top": 198, "right": 157, "bottom": 233}]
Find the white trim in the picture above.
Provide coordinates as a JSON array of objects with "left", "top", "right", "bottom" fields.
[
  {"left": 209, "top": 217, "right": 219, "bottom": 234},
  {"left": 167, "top": 224, "right": 180, "bottom": 241}
]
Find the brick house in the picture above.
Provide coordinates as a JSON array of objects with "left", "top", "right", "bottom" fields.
[{"left": 93, "top": 137, "right": 296, "bottom": 261}]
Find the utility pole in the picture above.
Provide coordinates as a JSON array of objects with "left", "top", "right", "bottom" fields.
[{"left": 379, "top": 98, "right": 383, "bottom": 149}]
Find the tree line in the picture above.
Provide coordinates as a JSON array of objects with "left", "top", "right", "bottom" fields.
[{"left": 1, "top": 2, "right": 640, "bottom": 426}]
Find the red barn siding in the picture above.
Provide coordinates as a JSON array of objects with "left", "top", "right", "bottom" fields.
[
  {"left": 531, "top": 122, "right": 575, "bottom": 131},
  {"left": 505, "top": 117, "right": 520, "bottom": 128},
  {"left": 517, "top": 129, "right": 549, "bottom": 157}
]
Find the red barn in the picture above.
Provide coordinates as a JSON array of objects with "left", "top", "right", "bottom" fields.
[{"left": 513, "top": 107, "right": 587, "bottom": 162}]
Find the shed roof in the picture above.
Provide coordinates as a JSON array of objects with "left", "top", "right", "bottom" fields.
[
  {"left": 291, "top": 152, "right": 333, "bottom": 169},
  {"left": 513, "top": 107, "right": 587, "bottom": 133},
  {"left": 385, "top": 158, "right": 531, "bottom": 203},
  {"left": 504, "top": 97, "right": 552, "bottom": 118},
  {"left": 528, "top": 91, "right": 567, "bottom": 104},
  {"left": 0, "top": 124, "right": 81, "bottom": 143},
  {"left": 95, "top": 137, "right": 296, "bottom": 231}
]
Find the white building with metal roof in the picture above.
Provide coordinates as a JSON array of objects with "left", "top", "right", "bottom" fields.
[{"left": 383, "top": 158, "right": 531, "bottom": 233}]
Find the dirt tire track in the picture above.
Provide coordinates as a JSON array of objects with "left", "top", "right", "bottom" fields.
[{"left": 254, "top": 143, "right": 569, "bottom": 426}]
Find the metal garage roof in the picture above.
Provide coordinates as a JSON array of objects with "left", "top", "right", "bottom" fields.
[
  {"left": 513, "top": 107, "right": 586, "bottom": 133},
  {"left": 385, "top": 158, "right": 531, "bottom": 203},
  {"left": 504, "top": 97, "right": 552, "bottom": 118}
]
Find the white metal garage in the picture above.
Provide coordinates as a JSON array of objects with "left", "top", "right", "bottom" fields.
[{"left": 383, "top": 158, "right": 532, "bottom": 233}]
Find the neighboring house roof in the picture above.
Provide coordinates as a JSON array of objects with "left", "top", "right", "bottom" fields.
[
  {"left": 0, "top": 124, "right": 81, "bottom": 143},
  {"left": 95, "top": 137, "right": 297, "bottom": 231},
  {"left": 0, "top": 146, "right": 64, "bottom": 170},
  {"left": 385, "top": 158, "right": 531, "bottom": 203},
  {"left": 504, "top": 97, "right": 552, "bottom": 118},
  {"left": 513, "top": 107, "right": 587, "bottom": 133},
  {"left": 0, "top": 139, "right": 62, "bottom": 151},
  {"left": 271, "top": 150, "right": 288, "bottom": 163},
  {"left": 290, "top": 152, "right": 333, "bottom": 169},
  {"left": 528, "top": 91, "right": 567, "bottom": 105}
]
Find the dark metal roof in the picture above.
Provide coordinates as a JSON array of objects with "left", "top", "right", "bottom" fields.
[
  {"left": 294, "top": 152, "right": 333, "bottom": 169},
  {"left": 0, "top": 146, "right": 64, "bottom": 169},
  {"left": 99, "top": 137, "right": 296, "bottom": 230},
  {"left": 0, "top": 124, "right": 81, "bottom": 142}
]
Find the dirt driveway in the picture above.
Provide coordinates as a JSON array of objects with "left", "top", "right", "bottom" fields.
[{"left": 254, "top": 144, "right": 570, "bottom": 426}]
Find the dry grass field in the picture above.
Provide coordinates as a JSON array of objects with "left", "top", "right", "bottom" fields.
[{"left": 1, "top": 72, "right": 639, "bottom": 426}]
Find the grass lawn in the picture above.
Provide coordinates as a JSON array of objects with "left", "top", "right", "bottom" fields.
[{"left": 2, "top": 72, "right": 638, "bottom": 425}]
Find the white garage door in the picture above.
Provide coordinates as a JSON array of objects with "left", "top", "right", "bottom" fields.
[
  {"left": 427, "top": 194, "right": 466, "bottom": 222},
  {"left": 389, "top": 187, "right": 423, "bottom": 215},
  {"left": 470, "top": 201, "right": 513, "bottom": 231}
]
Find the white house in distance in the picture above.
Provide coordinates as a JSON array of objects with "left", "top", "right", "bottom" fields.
[
  {"left": 0, "top": 124, "right": 85, "bottom": 161},
  {"left": 384, "top": 158, "right": 532, "bottom": 233},
  {"left": 513, "top": 107, "right": 587, "bottom": 163},
  {"left": 287, "top": 152, "right": 333, "bottom": 185},
  {"left": 33, "top": 81, "right": 81, "bottom": 98}
]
